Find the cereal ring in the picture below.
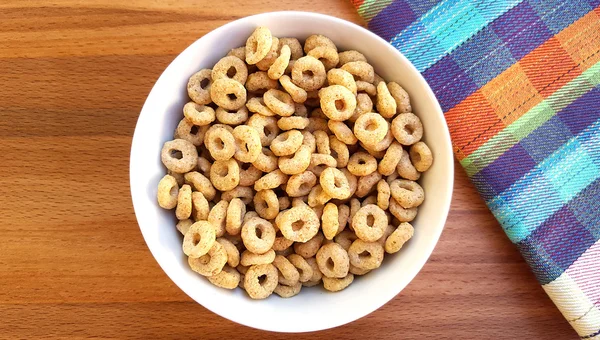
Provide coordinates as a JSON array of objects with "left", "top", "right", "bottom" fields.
[
  {"left": 240, "top": 249, "right": 276, "bottom": 266},
  {"left": 320, "top": 167, "right": 351, "bottom": 199},
  {"left": 188, "top": 241, "right": 227, "bottom": 276},
  {"left": 161, "top": 139, "right": 198, "bottom": 173},
  {"left": 397, "top": 149, "right": 421, "bottom": 181},
  {"left": 391, "top": 113, "right": 423, "bottom": 145},
  {"left": 245, "top": 27, "right": 273, "bottom": 65},
  {"left": 209, "top": 159, "right": 240, "bottom": 191},
  {"left": 409, "top": 141, "right": 433, "bottom": 172},
  {"left": 389, "top": 198, "right": 418, "bottom": 222},
  {"left": 278, "top": 145, "right": 312, "bottom": 175},
  {"left": 337, "top": 204, "right": 350, "bottom": 232},
  {"left": 210, "top": 78, "right": 247, "bottom": 110},
  {"left": 349, "top": 93, "right": 374, "bottom": 122},
  {"left": 207, "top": 265, "right": 240, "bottom": 289},
  {"left": 291, "top": 56, "right": 326, "bottom": 91},
  {"left": 216, "top": 106, "right": 249, "bottom": 126},
  {"left": 225, "top": 198, "right": 246, "bottom": 235},
  {"left": 301, "top": 130, "right": 316, "bottom": 152},
  {"left": 244, "top": 263, "right": 278, "bottom": 299},
  {"left": 212, "top": 56, "right": 249, "bottom": 84},
  {"left": 176, "top": 184, "right": 192, "bottom": 220},
  {"left": 157, "top": 175, "right": 179, "bottom": 209},
  {"left": 225, "top": 233, "right": 244, "bottom": 251},
  {"left": 268, "top": 44, "right": 291, "bottom": 80},
  {"left": 238, "top": 164, "right": 263, "bottom": 187},
  {"left": 377, "top": 224, "right": 395, "bottom": 247},
  {"left": 241, "top": 216, "right": 276, "bottom": 254},
  {"left": 319, "top": 85, "right": 357, "bottom": 121},
  {"left": 246, "top": 97, "right": 276, "bottom": 116},
  {"left": 328, "top": 136, "right": 349, "bottom": 168},
  {"left": 316, "top": 243, "right": 349, "bottom": 278},
  {"left": 232, "top": 125, "right": 261, "bottom": 163},
  {"left": 270, "top": 130, "right": 303, "bottom": 156},
  {"left": 227, "top": 46, "right": 245, "bottom": 60},
  {"left": 176, "top": 219, "right": 193, "bottom": 235},
  {"left": 183, "top": 221, "right": 216, "bottom": 258},
  {"left": 274, "top": 282, "right": 302, "bottom": 298},
  {"left": 168, "top": 170, "right": 185, "bottom": 186},
  {"left": 279, "top": 75, "right": 307, "bottom": 103},
  {"left": 356, "top": 80, "right": 377, "bottom": 96},
  {"left": 385, "top": 222, "right": 414, "bottom": 254},
  {"left": 388, "top": 82, "right": 412, "bottom": 113},
  {"left": 304, "top": 34, "right": 337, "bottom": 53},
  {"left": 335, "top": 229, "right": 358, "bottom": 252},
  {"left": 286, "top": 171, "right": 317, "bottom": 197},
  {"left": 264, "top": 89, "right": 295, "bottom": 117},
  {"left": 304, "top": 117, "right": 328, "bottom": 134},
  {"left": 376, "top": 82, "right": 397, "bottom": 118},
  {"left": 256, "top": 37, "right": 280, "bottom": 71},
  {"left": 361, "top": 195, "right": 378, "bottom": 206},
  {"left": 390, "top": 179, "right": 424, "bottom": 208},
  {"left": 273, "top": 255, "right": 300, "bottom": 286},
  {"left": 237, "top": 263, "right": 249, "bottom": 275},
  {"left": 328, "top": 121, "right": 358, "bottom": 145},
  {"left": 208, "top": 200, "right": 229, "bottom": 237},
  {"left": 337, "top": 50, "right": 367, "bottom": 66},
  {"left": 247, "top": 114, "right": 280, "bottom": 146},
  {"left": 204, "top": 125, "right": 236, "bottom": 161},
  {"left": 347, "top": 152, "right": 377, "bottom": 176},
  {"left": 221, "top": 186, "right": 253, "bottom": 205},
  {"left": 353, "top": 112, "right": 388, "bottom": 145},
  {"left": 285, "top": 59, "right": 295, "bottom": 75},
  {"left": 245, "top": 71, "right": 279, "bottom": 93},
  {"left": 377, "top": 179, "right": 391, "bottom": 210},
  {"left": 287, "top": 254, "right": 313, "bottom": 283},
  {"left": 184, "top": 171, "right": 217, "bottom": 201},
  {"left": 183, "top": 102, "right": 216, "bottom": 127},
  {"left": 314, "top": 131, "right": 330, "bottom": 155},
  {"left": 308, "top": 153, "right": 337, "bottom": 176},
  {"left": 348, "top": 239, "right": 384, "bottom": 270},
  {"left": 217, "top": 237, "right": 240, "bottom": 268},
  {"left": 308, "top": 184, "right": 332, "bottom": 207},
  {"left": 341, "top": 61, "right": 374, "bottom": 83},
  {"left": 308, "top": 46, "right": 339, "bottom": 70},
  {"left": 252, "top": 147, "right": 278, "bottom": 172},
  {"left": 348, "top": 198, "right": 361, "bottom": 224},
  {"left": 356, "top": 171, "right": 382, "bottom": 197},
  {"left": 322, "top": 203, "right": 339, "bottom": 240},
  {"left": 349, "top": 265, "right": 370, "bottom": 276},
  {"left": 327, "top": 68, "right": 357, "bottom": 95},
  {"left": 378, "top": 142, "right": 403, "bottom": 176},
  {"left": 253, "top": 189, "right": 280, "bottom": 220},
  {"left": 373, "top": 73, "right": 385, "bottom": 85},
  {"left": 278, "top": 37, "right": 303, "bottom": 60},
  {"left": 277, "top": 116, "right": 309, "bottom": 130},
  {"left": 197, "top": 156, "right": 211, "bottom": 176},
  {"left": 303, "top": 257, "right": 323, "bottom": 285},
  {"left": 254, "top": 169, "right": 288, "bottom": 191},
  {"left": 191, "top": 192, "right": 209, "bottom": 221},
  {"left": 352, "top": 204, "right": 387, "bottom": 242},
  {"left": 276, "top": 205, "right": 319, "bottom": 243},
  {"left": 278, "top": 196, "right": 291, "bottom": 211},
  {"left": 187, "top": 69, "right": 213, "bottom": 105},
  {"left": 341, "top": 168, "right": 358, "bottom": 198}
]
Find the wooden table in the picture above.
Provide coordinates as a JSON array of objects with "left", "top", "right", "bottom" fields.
[{"left": 0, "top": 1, "right": 577, "bottom": 339}]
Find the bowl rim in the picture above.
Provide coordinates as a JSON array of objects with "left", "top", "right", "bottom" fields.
[{"left": 130, "top": 10, "right": 454, "bottom": 332}]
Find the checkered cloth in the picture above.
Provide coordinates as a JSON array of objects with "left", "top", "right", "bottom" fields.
[{"left": 350, "top": 0, "right": 600, "bottom": 338}]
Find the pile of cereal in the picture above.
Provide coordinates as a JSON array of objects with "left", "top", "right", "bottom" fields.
[{"left": 157, "top": 27, "right": 433, "bottom": 299}]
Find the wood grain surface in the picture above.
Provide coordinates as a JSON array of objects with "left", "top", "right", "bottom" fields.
[{"left": 0, "top": 1, "right": 577, "bottom": 339}]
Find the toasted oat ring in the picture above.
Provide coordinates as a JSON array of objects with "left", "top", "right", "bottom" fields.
[
  {"left": 241, "top": 249, "right": 276, "bottom": 266},
  {"left": 304, "top": 34, "right": 337, "bottom": 53},
  {"left": 232, "top": 125, "right": 261, "bottom": 163},
  {"left": 390, "top": 179, "right": 424, "bottom": 208},
  {"left": 286, "top": 171, "right": 317, "bottom": 197},
  {"left": 341, "top": 168, "right": 358, "bottom": 198},
  {"left": 161, "top": 139, "right": 198, "bottom": 173},
  {"left": 241, "top": 216, "right": 276, "bottom": 254},
  {"left": 183, "top": 221, "right": 216, "bottom": 258},
  {"left": 347, "top": 152, "right": 377, "bottom": 176},
  {"left": 409, "top": 141, "right": 433, "bottom": 172},
  {"left": 184, "top": 171, "right": 216, "bottom": 201},
  {"left": 376, "top": 82, "right": 397, "bottom": 118},
  {"left": 278, "top": 196, "right": 291, "bottom": 211},
  {"left": 277, "top": 116, "right": 309, "bottom": 131},
  {"left": 316, "top": 242, "right": 350, "bottom": 278},
  {"left": 279, "top": 37, "right": 304, "bottom": 60},
  {"left": 301, "top": 130, "right": 316, "bottom": 151},
  {"left": 322, "top": 203, "right": 339, "bottom": 240},
  {"left": 319, "top": 85, "right": 357, "bottom": 121},
  {"left": 212, "top": 56, "right": 249, "bottom": 84},
  {"left": 176, "top": 219, "right": 193, "bottom": 235},
  {"left": 208, "top": 201, "right": 229, "bottom": 237},
  {"left": 378, "top": 142, "right": 403, "bottom": 176},
  {"left": 334, "top": 230, "right": 358, "bottom": 252},
  {"left": 354, "top": 112, "right": 388, "bottom": 145},
  {"left": 328, "top": 136, "right": 349, "bottom": 168},
  {"left": 175, "top": 184, "right": 192, "bottom": 220},
  {"left": 341, "top": 61, "right": 374, "bottom": 83},
  {"left": 348, "top": 239, "right": 384, "bottom": 270},
  {"left": 270, "top": 130, "right": 304, "bottom": 156},
  {"left": 385, "top": 222, "right": 414, "bottom": 254},
  {"left": 256, "top": 36, "right": 280, "bottom": 71},
  {"left": 227, "top": 46, "right": 245, "bottom": 59},
  {"left": 244, "top": 263, "right": 278, "bottom": 299},
  {"left": 238, "top": 164, "right": 263, "bottom": 187},
  {"left": 338, "top": 50, "right": 367, "bottom": 66},
  {"left": 388, "top": 82, "right": 412, "bottom": 113},
  {"left": 294, "top": 232, "right": 324, "bottom": 258},
  {"left": 287, "top": 254, "right": 313, "bottom": 283},
  {"left": 308, "top": 185, "right": 332, "bottom": 207},
  {"left": 362, "top": 123, "right": 393, "bottom": 153},
  {"left": 254, "top": 169, "right": 288, "bottom": 191},
  {"left": 377, "top": 224, "right": 395, "bottom": 248},
  {"left": 397, "top": 149, "right": 421, "bottom": 181},
  {"left": 273, "top": 255, "right": 300, "bottom": 286},
  {"left": 253, "top": 147, "right": 278, "bottom": 172},
  {"left": 308, "top": 46, "right": 339, "bottom": 70},
  {"left": 168, "top": 170, "right": 185, "bottom": 187},
  {"left": 320, "top": 167, "right": 351, "bottom": 199},
  {"left": 327, "top": 121, "right": 357, "bottom": 146},
  {"left": 377, "top": 180, "right": 391, "bottom": 210},
  {"left": 361, "top": 195, "right": 377, "bottom": 206},
  {"left": 349, "top": 93, "right": 374, "bottom": 122},
  {"left": 273, "top": 229, "right": 294, "bottom": 251},
  {"left": 188, "top": 241, "right": 227, "bottom": 276},
  {"left": 183, "top": 102, "right": 215, "bottom": 127},
  {"left": 279, "top": 75, "right": 307, "bottom": 103},
  {"left": 389, "top": 198, "right": 418, "bottom": 222},
  {"left": 304, "top": 257, "right": 323, "bottom": 284},
  {"left": 356, "top": 80, "right": 376, "bottom": 96},
  {"left": 356, "top": 171, "right": 382, "bottom": 198},
  {"left": 274, "top": 282, "right": 302, "bottom": 298},
  {"left": 197, "top": 156, "right": 211, "bottom": 175},
  {"left": 268, "top": 44, "right": 291, "bottom": 80},
  {"left": 216, "top": 106, "right": 249, "bottom": 125},
  {"left": 392, "top": 113, "right": 423, "bottom": 146},
  {"left": 204, "top": 125, "right": 236, "bottom": 161},
  {"left": 191, "top": 192, "right": 209, "bottom": 220},
  {"left": 278, "top": 145, "right": 312, "bottom": 175},
  {"left": 246, "top": 97, "right": 276, "bottom": 116},
  {"left": 207, "top": 265, "right": 240, "bottom": 289},
  {"left": 291, "top": 56, "right": 326, "bottom": 91},
  {"left": 247, "top": 114, "right": 280, "bottom": 146},
  {"left": 221, "top": 186, "right": 253, "bottom": 205},
  {"left": 209, "top": 159, "right": 240, "bottom": 192},
  {"left": 323, "top": 274, "right": 354, "bottom": 291},
  {"left": 187, "top": 69, "right": 213, "bottom": 105},
  {"left": 245, "top": 71, "right": 279, "bottom": 93},
  {"left": 352, "top": 204, "right": 387, "bottom": 242},
  {"left": 245, "top": 27, "right": 273, "bottom": 65},
  {"left": 327, "top": 68, "right": 357, "bottom": 95},
  {"left": 276, "top": 205, "right": 319, "bottom": 242},
  {"left": 157, "top": 175, "right": 179, "bottom": 209},
  {"left": 350, "top": 265, "right": 370, "bottom": 276},
  {"left": 225, "top": 198, "right": 246, "bottom": 235},
  {"left": 264, "top": 89, "right": 295, "bottom": 117},
  {"left": 210, "top": 78, "right": 247, "bottom": 110},
  {"left": 308, "top": 153, "right": 336, "bottom": 176},
  {"left": 254, "top": 189, "right": 280, "bottom": 220},
  {"left": 337, "top": 204, "right": 350, "bottom": 232},
  {"left": 217, "top": 237, "right": 240, "bottom": 267}
]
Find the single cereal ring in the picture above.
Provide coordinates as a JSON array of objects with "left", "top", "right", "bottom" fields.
[
  {"left": 217, "top": 237, "right": 240, "bottom": 267},
  {"left": 241, "top": 216, "right": 276, "bottom": 254},
  {"left": 320, "top": 167, "right": 351, "bottom": 199},
  {"left": 278, "top": 196, "right": 291, "bottom": 211},
  {"left": 341, "top": 61, "right": 374, "bottom": 83},
  {"left": 316, "top": 242, "right": 350, "bottom": 278},
  {"left": 183, "top": 221, "right": 216, "bottom": 258},
  {"left": 244, "top": 263, "right": 278, "bottom": 299},
  {"left": 397, "top": 149, "right": 421, "bottom": 181},
  {"left": 188, "top": 241, "right": 227, "bottom": 276},
  {"left": 319, "top": 85, "right": 357, "bottom": 121},
  {"left": 308, "top": 46, "right": 339, "bottom": 70},
  {"left": 176, "top": 219, "right": 193, "bottom": 235},
  {"left": 279, "top": 37, "right": 304, "bottom": 60},
  {"left": 210, "top": 78, "right": 247, "bottom": 110},
  {"left": 303, "top": 257, "right": 323, "bottom": 285},
  {"left": 322, "top": 203, "right": 339, "bottom": 240},
  {"left": 337, "top": 204, "right": 349, "bottom": 232},
  {"left": 301, "top": 130, "right": 316, "bottom": 151},
  {"left": 226, "top": 233, "right": 244, "bottom": 251},
  {"left": 273, "top": 229, "right": 294, "bottom": 251},
  {"left": 184, "top": 171, "right": 216, "bottom": 201},
  {"left": 287, "top": 254, "right": 313, "bottom": 283},
  {"left": 327, "top": 68, "right": 357, "bottom": 95},
  {"left": 161, "top": 139, "right": 198, "bottom": 173},
  {"left": 356, "top": 80, "right": 377, "bottom": 96},
  {"left": 391, "top": 113, "right": 423, "bottom": 145},
  {"left": 341, "top": 168, "right": 358, "bottom": 198},
  {"left": 390, "top": 179, "right": 424, "bottom": 208},
  {"left": 240, "top": 249, "right": 276, "bottom": 266},
  {"left": 337, "top": 50, "right": 367, "bottom": 66},
  {"left": 256, "top": 37, "right": 280, "bottom": 71},
  {"left": 176, "top": 184, "right": 192, "bottom": 220},
  {"left": 273, "top": 255, "right": 300, "bottom": 286},
  {"left": 187, "top": 69, "right": 213, "bottom": 105},
  {"left": 291, "top": 56, "right": 326, "bottom": 91},
  {"left": 389, "top": 198, "right": 418, "bottom": 222},
  {"left": 268, "top": 44, "right": 291, "bottom": 80},
  {"left": 349, "top": 93, "right": 374, "bottom": 122},
  {"left": 221, "top": 186, "right": 253, "bottom": 205},
  {"left": 363, "top": 124, "right": 394, "bottom": 151},
  {"left": 212, "top": 56, "right": 248, "bottom": 84},
  {"left": 388, "top": 82, "right": 412, "bottom": 113},
  {"left": 279, "top": 75, "right": 307, "bottom": 104},
  {"left": 209, "top": 159, "right": 240, "bottom": 191},
  {"left": 377, "top": 180, "right": 391, "bottom": 210},
  {"left": 286, "top": 171, "right": 317, "bottom": 197},
  {"left": 356, "top": 171, "right": 382, "bottom": 198},
  {"left": 347, "top": 152, "right": 377, "bottom": 176},
  {"left": 238, "top": 164, "right": 263, "bottom": 187},
  {"left": 264, "top": 89, "right": 295, "bottom": 117},
  {"left": 207, "top": 265, "right": 240, "bottom": 289},
  {"left": 197, "top": 156, "right": 211, "bottom": 176},
  {"left": 246, "top": 97, "right": 276, "bottom": 116},
  {"left": 157, "top": 175, "right": 179, "bottom": 209},
  {"left": 308, "top": 153, "right": 337, "bottom": 177},
  {"left": 208, "top": 200, "right": 229, "bottom": 237},
  {"left": 378, "top": 142, "right": 403, "bottom": 176},
  {"left": 278, "top": 145, "right": 312, "bottom": 175},
  {"left": 361, "top": 195, "right": 378, "bottom": 206},
  {"left": 314, "top": 131, "right": 330, "bottom": 155},
  {"left": 183, "top": 102, "right": 215, "bottom": 127},
  {"left": 312, "top": 205, "right": 325, "bottom": 220},
  {"left": 350, "top": 265, "right": 370, "bottom": 276},
  {"left": 216, "top": 106, "right": 249, "bottom": 126},
  {"left": 204, "top": 125, "right": 236, "bottom": 161},
  {"left": 335, "top": 229, "right": 358, "bottom": 252},
  {"left": 270, "top": 130, "right": 303, "bottom": 156},
  {"left": 304, "top": 34, "right": 337, "bottom": 53},
  {"left": 254, "top": 189, "right": 280, "bottom": 220},
  {"left": 308, "top": 184, "right": 332, "bottom": 207},
  {"left": 385, "top": 222, "right": 414, "bottom": 254},
  {"left": 276, "top": 205, "right": 319, "bottom": 242},
  {"left": 232, "top": 125, "right": 261, "bottom": 163},
  {"left": 227, "top": 46, "right": 245, "bottom": 60},
  {"left": 376, "top": 82, "right": 397, "bottom": 118},
  {"left": 327, "top": 121, "right": 357, "bottom": 146},
  {"left": 354, "top": 112, "right": 388, "bottom": 145},
  {"left": 277, "top": 116, "right": 309, "bottom": 131},
  {"left": 191, "top": 192, "right": 209, "bottom": 220},
  {"left": 253, "top": 147, "right": 278, "bottom": 172},
  {"left": 352, "top": 204, "right": 387, "bottom": 242},
  {"left": 245, "top": 71, "right": 279, "bottom": 93},
  {"left": 225, "top": 198, "right": 246, "bottom": 235},
  {"left": 377, "top": 224, "right": 395, "bottom": 248},
  {"left": 373, "top": 73, "right": 385, "bottom": 85},
  {"left": 245, "top": 27, "right": 273, "bottom": 65},
  {"left": 254, "top": 169, "right": 288, "bottom": 191},
  {"left": 274, "top": 282, "right": 302, "bottom": 298},
  {"left": 348, "top": 239, "right": 384, "bottom": 270},
  {"left": 328, "top": 136, "right": 349, "bottom": 168},
  {"left": 304, "top": 117, "right": 328, "bottom": 134},
  {"left": 410, "top": 141, "right": 433, "bottom": 172},
  {"left": 237, "top": 263, "right": 249, "bottom": 275},
  {"left": 247, "top": 114, "right": 280, "bottom": 146},
  {"left": 168, "top": 170, "right": 185, "bottom": 186}
]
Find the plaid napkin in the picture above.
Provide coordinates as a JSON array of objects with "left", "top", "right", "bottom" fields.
[{"left": 350, "top": 0, "right": 600, "bottom": 338}]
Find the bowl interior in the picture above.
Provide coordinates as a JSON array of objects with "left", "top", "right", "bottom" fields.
[{"left": 130, "top": 11, "right": 453, "bottom": 333}]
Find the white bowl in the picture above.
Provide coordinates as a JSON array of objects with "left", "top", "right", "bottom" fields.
[{"left": 130, "top": 11, "right": 453, "bottom": 333}]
